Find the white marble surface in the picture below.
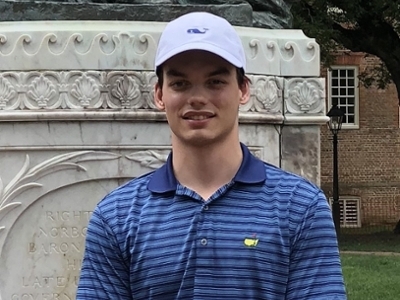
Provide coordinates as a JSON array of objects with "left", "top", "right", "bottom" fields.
[
  {"left": 0, "top": 72, "right": 280, "bottom": 112},
  {"left": 284, "top": 78, "right": 326, "bottom": 115},
  {"left": 0, "top": 19, "right": 326, "bottom": 298},
  {"left": 0, "top": 21, "right": 319, "bottom": 76},
  {"left": 0, "top": 71, "right": 328, "bottom": 125},
  {"left": 281, "top": 126, "right": 322, "bottom": 186},
  {"left": 1, "top": 180, "right": 120, "bottom": 300},
  {"left": 0, "top": 122, "right": 280, "bottom": 299}
]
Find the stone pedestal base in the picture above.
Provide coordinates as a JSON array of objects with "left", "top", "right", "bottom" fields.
[{"left": 0, "top": 20, "right": 327, "bottom": 298}]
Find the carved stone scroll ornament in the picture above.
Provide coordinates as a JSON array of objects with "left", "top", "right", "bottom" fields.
[
  {"left": 240, "top": 75, "right": 283, "bottom": 114},
  {"left": 284, "top": 78, "right": 325, "bottom": 115},
  {"left": 0, "top": 76, "right": 17, "bottom": 109},
  {"left": 0, "top": 31, "right": 158, "bottom": 71},
  {"left": 0, "top": 151, "right": 121, "bottom": 256},
  {"left": 125, "top": 147, "right": 264, "bottom": 170},
  {"left": 0, "top": 26, "right": 320, "bottom": 76},
  {"left": 0, "top": 71, "right": 158, "bottom": 111},
  {"left": 126, "top": 150, "right": 170, "bottom": 169},
  {"left": 70, "top": 73, "right": 101, "bottom": 108},
  {"left": 0, "top": 71, "right": 282, "bottom": 112}
]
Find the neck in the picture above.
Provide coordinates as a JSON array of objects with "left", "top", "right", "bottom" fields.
[{"left": 172, "top": 138, "right": 243, "bottom": 200}]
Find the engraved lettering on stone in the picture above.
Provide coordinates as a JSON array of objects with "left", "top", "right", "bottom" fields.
[
  {"left": 37, "top": 226, "right": 87, "bottom": 239},
  {"left": 111, "top": 75, "right": 141, "bottom": 108},
  {"left": 126, "top": 150, "right": 169, "bottom": 169},
  {"left": 70, "top": 74, "right": 100, "bottom": 108},
  {"left": 29, "top": 242, "right": 82, "bottom": 255},
  {"left": 67, "top": 259, "right": 83, "bottom": 271},
  {"left": 22, "top": 276, "right": 69, "bottom": 288},
  {"left": 0, "top": 151, "right": 120, "bottom": 248},
  {"left": 27, "top": 75, "right": 56, "bottom": 108},
  {"left": 10, "top": 293, "right": 73, "bottom": 300},
  {"left": 9, "top": 208, "right": 92, "bottom": 298},
  {"left": 45, "top": 210, "right": 92, "bottom": 222},
  {"left": 0, "top": 76, "right": 16, "bottom": 109}
]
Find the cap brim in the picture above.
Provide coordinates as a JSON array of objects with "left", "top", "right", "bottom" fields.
[{"left": 155, "top": 42, "right": 244, "bottom": 69}]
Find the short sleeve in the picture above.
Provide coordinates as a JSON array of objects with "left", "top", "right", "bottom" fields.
[
  {"left": 76, "top": 206, "right": 132, "bottom": 299},
  {"left": 286, "top": 191, "right": 347, "bottom": 299}
]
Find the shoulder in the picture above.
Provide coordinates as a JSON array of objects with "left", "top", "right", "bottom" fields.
[
  {"left": 263, "top": 162, "right": 322, "bottom": 198},
  {"left": 95, "top": 170, "right": 156, "bottom": 220},
  {"left": 261, "top": 162, "right": 328, "bottom": 224}
]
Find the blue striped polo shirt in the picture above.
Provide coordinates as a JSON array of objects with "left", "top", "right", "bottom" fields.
[{"left": 77, "top": 144, "right": 347, "bottom": 299}]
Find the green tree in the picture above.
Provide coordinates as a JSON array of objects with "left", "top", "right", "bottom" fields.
[{"left": 291, "top": 0, "right": 400, "bottom": 102}]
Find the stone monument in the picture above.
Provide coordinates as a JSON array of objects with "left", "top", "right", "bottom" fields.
[
  {"left": 0, "top": 0, "right": 294, "bottom": 29},
  {"left": 0, "top": 1, "right": 326, "bottom": 299}
]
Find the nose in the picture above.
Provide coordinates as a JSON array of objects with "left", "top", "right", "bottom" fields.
[{"left": 187, "top": 85, "right": 208, "bottom": 108}]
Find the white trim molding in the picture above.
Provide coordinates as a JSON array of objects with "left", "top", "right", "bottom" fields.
[
  {"left": 327, "top": 66, "right": 360, "bottom": 129},
  {"left": 0, "top": 21, "right": 320, "bottom": 76}
]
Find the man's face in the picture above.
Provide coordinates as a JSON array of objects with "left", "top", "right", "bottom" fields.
[{"left": 154, "top": 50, "right": 249, "bottom": 147}]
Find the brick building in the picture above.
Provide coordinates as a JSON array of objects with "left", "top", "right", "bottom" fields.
[{"left": 320, "top": 52, "right": 400, "bottom": 228}]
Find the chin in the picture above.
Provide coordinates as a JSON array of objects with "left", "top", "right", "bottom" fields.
[{"left": 182, "top": 134, "right": 229, "bottom": 148}]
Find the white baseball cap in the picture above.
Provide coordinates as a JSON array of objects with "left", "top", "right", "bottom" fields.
[{"left": 155, "top": 12, "right": 246, "bottom": 71}]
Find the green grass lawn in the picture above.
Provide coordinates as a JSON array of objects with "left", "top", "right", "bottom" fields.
[
  {"left": 339, "top": 227, "right": 400, "bottom": 253},
  {"left": 341, "top": 254, "right": 400, "bottom": 300}
]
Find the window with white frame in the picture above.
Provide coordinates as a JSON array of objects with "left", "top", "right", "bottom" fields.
[{"left": 328, "top": 66, "right": 359, "bottom": 128}]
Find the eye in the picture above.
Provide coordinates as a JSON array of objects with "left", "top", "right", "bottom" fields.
[
  {"left": 169, "top": 80, "right": 189, "bottom": 90},
  {"left": 208, "top": 79, "right": 226, "bottom": 86}
]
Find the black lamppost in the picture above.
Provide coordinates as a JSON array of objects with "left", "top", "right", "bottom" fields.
[{"left": 327, "top": 104, "right": 344, "bottom": 238}]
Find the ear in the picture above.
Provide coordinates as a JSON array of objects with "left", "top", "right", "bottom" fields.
[
  {"left": 154, "top": 82, "right": 165, "bottom": 110},
  {"left": 239, "top": 79, "right": 250, "bottom": 105}
]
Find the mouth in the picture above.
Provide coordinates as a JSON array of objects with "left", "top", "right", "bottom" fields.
[{"left": 182, "top": 112, "right": 215, "bottom": 120}]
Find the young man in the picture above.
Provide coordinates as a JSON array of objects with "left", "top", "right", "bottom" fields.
[{"left": 77, "top": 12, "right": 347, "bottom": 299}]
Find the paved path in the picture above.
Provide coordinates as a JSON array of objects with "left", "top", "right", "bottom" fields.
[{"left": 341, "top": 251, "right": 400, "bottom": 256}]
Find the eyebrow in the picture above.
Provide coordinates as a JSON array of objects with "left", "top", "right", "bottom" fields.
[
  {"left": 165, "top": 67, "right": 232, "bottom": 78},
  {"left": 165, "top": 69, "right": 187, "bottom": 78},
  {"left": 207, "top": 67, "right": 231, "bottom": 77}
]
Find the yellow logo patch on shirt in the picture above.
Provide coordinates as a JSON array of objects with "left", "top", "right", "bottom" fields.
[{"left": 243, "top": 237, "right": 259, "bottom": 247}]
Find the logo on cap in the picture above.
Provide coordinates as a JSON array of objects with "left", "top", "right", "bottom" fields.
[{"left": 187, "top": 28, "right": 209, "bottom": 34}]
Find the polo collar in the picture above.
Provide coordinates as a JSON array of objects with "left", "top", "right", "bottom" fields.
[{"left": 147, "top": 143, "right": 266, "bottom": 193}]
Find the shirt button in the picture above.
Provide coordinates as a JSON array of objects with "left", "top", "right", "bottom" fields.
[
  {"left": 201, "top": 238, "right": 208, "bottom": 246},
  {"left": 204, "top": 205, "right": 209, "bottom": 211}
]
